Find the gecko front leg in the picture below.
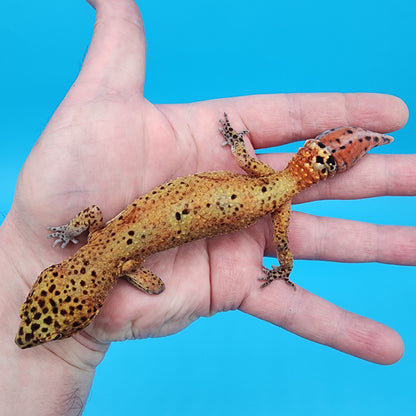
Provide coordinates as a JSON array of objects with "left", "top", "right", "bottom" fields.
[
  {"left": 220, "top": 113, "right": 295, "bottom": 289},
  {"left": 260, "top": 201, "right": 296, "bottom": 290},
  {"left": 219, "top": 113, "right": 276, "bottom": 177},
  {"left": 47, "top": 205, "right": 104, "bottom": 248}
]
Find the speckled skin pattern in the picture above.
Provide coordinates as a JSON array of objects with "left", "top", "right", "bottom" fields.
[{"left": 15, "top": 114, "right": 393, "bottom": 348}]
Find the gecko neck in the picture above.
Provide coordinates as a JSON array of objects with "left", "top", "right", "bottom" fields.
[{"left": 280, "top": 145, "right": 328, "bottom": 195}]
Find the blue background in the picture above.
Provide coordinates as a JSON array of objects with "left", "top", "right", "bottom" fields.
[{"left": 1, "top": 1, "right": 415, "bottom": 415}]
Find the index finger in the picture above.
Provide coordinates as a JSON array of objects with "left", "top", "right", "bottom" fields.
[{"left": 213, "top": 92, "right": 408, "bottom": 148}]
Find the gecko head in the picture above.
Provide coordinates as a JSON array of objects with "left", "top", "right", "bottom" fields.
[
  {"left": 315, "top": 127, "right": 394, "bottom": 173},
  {"left": 15, "top": 264, "right": 99, "bottom": 349},
  {"left": 304, "top": 139, "right": 338, "bottom": 179}
]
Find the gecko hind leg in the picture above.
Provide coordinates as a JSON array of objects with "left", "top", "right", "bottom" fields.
[
  {"left": 121, "top": 260, "right": 165, "bottom": 295},
  {"left": 219, "top": 113, "right": 276, "bottom": 177},
  {"left": 47, "top": 205, "right": 104, "bottom": 248}
]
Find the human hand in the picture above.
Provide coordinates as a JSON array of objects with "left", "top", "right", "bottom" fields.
[{"left": 4, "top": 0, "right": 414, "bottom": 380}]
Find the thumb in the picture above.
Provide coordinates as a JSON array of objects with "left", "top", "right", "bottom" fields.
[{"left": 73, "top": 0, "right": 146, "bottom": 98}]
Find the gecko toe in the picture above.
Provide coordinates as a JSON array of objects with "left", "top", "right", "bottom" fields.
[{"left": 259, "top": 265, "right": 296, "bottom": 290}]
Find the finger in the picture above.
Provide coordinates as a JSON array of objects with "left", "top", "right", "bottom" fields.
[
  {"left": 240, "top": 284, "right": 404, "bottom": 364},
  {"left": 264, "top": 211, "right": 416, "bottom": 265},
  {"left": 206, "top": 93, "right": 408, "bottom": 148},
  {"left": 257, "top": 154, "right": 416, "bottom": 201},
  {"left": 76, "top": 0, "right": 146, "bottom": 96}
]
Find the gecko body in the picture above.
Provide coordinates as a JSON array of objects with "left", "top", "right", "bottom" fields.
[{"left": 15, "top": 114, "right": 393, "bottom": 348}]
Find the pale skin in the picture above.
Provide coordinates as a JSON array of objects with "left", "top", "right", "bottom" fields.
[{"left": 1, "top": 0, "right": 416, "bottom": 414}]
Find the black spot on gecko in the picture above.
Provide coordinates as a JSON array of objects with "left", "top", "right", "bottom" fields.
[
  {"left": 126, "top": 239, "right": 133, "bottom": 245},
  {"left": 261, "top": 186, "right": 267, "bottom": 193},
  {"left": 25, "top": 333, "right": 34, "bottom": 342},
  {"left": 30, "top": 323, "right": 41, "bottom": 333},
  {"left": 231, "top": 194, "right": 237, "bottom": 200},
  {"left": 43, "top": 316, "right": 53, "bottom": 325},
  {"left": 175, "top": 212, "right": 181, "bottom": 221}
]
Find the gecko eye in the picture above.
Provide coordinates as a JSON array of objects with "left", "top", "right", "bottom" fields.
[
  {"left": 312, "top": 151, "right": 337, "bottom": 177},
  {"left": 326, "top": 155, "right": 337, "bottom": 172},
  {"left": 304, "top": 140, "right": 338, "bottom": 178}
]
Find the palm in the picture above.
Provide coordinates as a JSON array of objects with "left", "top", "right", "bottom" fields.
[
  {"left": 7, "top": 0, "right": 415, "bottom": 366},
  {"left": 13, "top": 91, "right": 272, "bottom": 338}
]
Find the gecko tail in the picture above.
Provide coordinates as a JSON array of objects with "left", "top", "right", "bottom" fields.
[{"left": 316, "top": 127, "right": 393, "bottom": 173}]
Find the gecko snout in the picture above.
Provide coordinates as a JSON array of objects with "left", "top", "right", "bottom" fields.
[{"left": 315, "top": 127, "right": 394, "bottom": 172}]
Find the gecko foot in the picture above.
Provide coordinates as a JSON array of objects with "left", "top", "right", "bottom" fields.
[
  {"left": 219, "top": 112, "right": 249, "bottom": 147},
  {"left": 259, "top": 266, "right": 296, "bottom": 291},
  {"left": 46, "top": 205, "right": 103, "bottom": 248},
  {"left": 47, "top": 224, "right": 84, "bottom": 248}
]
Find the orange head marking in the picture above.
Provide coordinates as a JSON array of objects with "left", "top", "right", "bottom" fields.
[{"left": 316, "top": 127, "right": 393, "bottom": 173}]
